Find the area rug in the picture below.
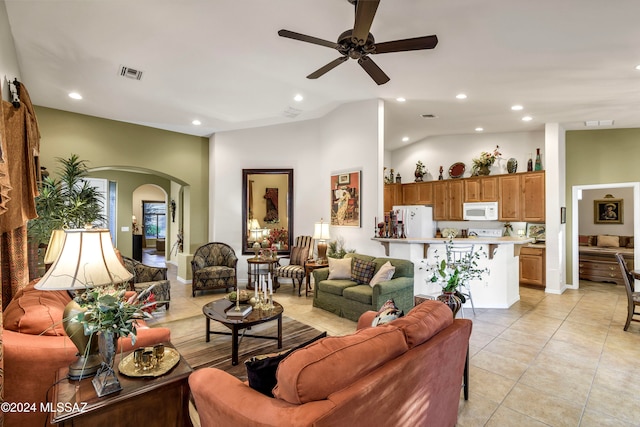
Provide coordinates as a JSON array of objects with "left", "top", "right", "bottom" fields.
[{"left": 167, "top": 314, "right": 325, "bottom": 380}]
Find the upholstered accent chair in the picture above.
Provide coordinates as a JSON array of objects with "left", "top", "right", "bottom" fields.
[
  {"left": 122, "top": 256, "right": 171, "bottom": 309},
  {"left": 191, "top": 242, "right": 238, "bottom": 296},
  {"left": 273, "top": 235, "right": 314, "bottom": 295}
]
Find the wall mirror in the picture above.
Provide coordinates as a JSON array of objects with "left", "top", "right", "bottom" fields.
[{"left": 242, "top": 169, "right": 294, "bottom": 256}]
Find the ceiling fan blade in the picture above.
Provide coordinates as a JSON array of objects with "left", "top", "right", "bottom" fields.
[
  {"left": 352, "top": 0, "right": 380, "bottom": 45},
  {"left": 278, "top": 29, "right": 340, "bottom": 49},
  {"left": 307, "top": 57, "right": 348, "bottom": 79},
  {"left": 358, "top": 56, "right": 389, "bottom": 85},
  {"left": 373, "top": 35, "right": 438, "bottom": 54}
]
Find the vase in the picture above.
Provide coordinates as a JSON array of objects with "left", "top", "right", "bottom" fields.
[
  {"left": 414, "top": 169, "right": 424, "bottom": 182},
  {"left": 98, "top": 330, "right": 119, "bottom": 368},
  {"left": 507, "top": 158, "right": 518, "bottom": 174},
  {"left": 477, "top": 165, "right": 490, "bottom": 176},
  {"left": 92, "top": 329, "right": 122, "bottom": 397},
  {"left": 437, "top": 292, "right": 462, "bottom": 317}
]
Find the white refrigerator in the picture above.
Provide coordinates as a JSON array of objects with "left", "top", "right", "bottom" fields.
[{"left": 392, "top": 205, "right": 435, "bottom": 238}]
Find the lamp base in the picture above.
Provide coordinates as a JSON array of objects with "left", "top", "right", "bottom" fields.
[
  {"left": 317, "top": 241, "right": 328, "bottom": 264},
  {"left": 68, "top": 353, "right": 102, "bottom": 380},
  {"left": 64, "top": 297, "right": 102, "bottom": 380}
]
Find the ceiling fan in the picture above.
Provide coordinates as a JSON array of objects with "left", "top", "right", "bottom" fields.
[{"left": 278, "top": 0, "right": 438, "bottom": 85}]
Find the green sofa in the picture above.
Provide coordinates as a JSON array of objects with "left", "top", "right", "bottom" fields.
[{"left": 312, "top": 253, "right": 414, "bottom": 322}]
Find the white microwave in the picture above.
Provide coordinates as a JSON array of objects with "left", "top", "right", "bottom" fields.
[{"left": 463, "top": 202, "right": 499, "bottom": 221}]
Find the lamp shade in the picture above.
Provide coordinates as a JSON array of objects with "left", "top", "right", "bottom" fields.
[
  {"left": 35, "top": 228, "right": 132, "bottom": 290},
  {"left": 249, "top": 218, "right": 260, "bottom": 230},
  {"left": 313, "top": 221, "right": 331, "bottom": 241},
  {"left": 43, "top": 229, "right": 66, "bottom": 266}
]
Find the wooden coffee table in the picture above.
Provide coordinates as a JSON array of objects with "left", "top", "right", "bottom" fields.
[
  {"left": 202, "top": 299, "right": 283, "bottom": 365},
  {"left": 49, "top": 342, "right": 192, "bottom": 427}
]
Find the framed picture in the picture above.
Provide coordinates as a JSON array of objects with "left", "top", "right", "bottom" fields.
[
  {"left": 338, "top": 174, "right": 350, "bottom": 185},
  {"left": 594, "top": 198, "right": 623, "bottom": 224},
  {"left": 526, "top": 223, "right": 546, "bottom": 241},
  {"left": 331, "top": 169, "right": 361, "bottom": 227}
]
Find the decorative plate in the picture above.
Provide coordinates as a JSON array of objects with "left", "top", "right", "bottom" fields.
[
  {"left": 118, "top": 347, "right": 180, "bottom": 377},
  {"left": 448, "top": 162, "right": 465, "bottom": 179}
]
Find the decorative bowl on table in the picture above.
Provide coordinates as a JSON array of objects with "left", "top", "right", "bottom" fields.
[{"left": 227, "top": 290, "right": 251, "bottom": 303}]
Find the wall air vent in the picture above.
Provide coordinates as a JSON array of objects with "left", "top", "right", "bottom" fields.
[
  {"left": 283, "top": 107, "right": 302, "bottom": 118},
  {"left": 119, "top": 66, "right": 143, "bottom": 80},
  {"left": 421, "top": 114, "right": 437, "bottom": 119}
]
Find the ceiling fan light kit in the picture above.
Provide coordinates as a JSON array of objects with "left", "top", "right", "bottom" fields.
[{"left": 278, "top": 0, "right": 438, "bottom": 85}]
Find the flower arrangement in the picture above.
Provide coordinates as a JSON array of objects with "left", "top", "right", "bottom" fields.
[
  {"left": 422, "top": 239, "right": 489, "bottom": 293},
  {"left": 269, "top": 227, "right": 288, "bottom": 244},
  {"left": 471, "top": 145, "right": 501, "bottom": 175},
  {"left": 71, "top": 286, "right": 157, "bottom": 345},
  {"left": 414, "top": 161, "right": 427, "bottom": 182}
]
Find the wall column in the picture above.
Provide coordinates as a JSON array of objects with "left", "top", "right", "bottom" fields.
[{"left": 544, "top": 123, "right": 566, "bottom": 293}]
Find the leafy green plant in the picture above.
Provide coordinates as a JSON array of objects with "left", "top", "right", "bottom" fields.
[
  {"left": 28, "top": 154, "right": 104, "bottom": 245},
  {"left": 422, "top": 239, "right": 489, "bottom": 293},
  {"left": 327, "top": 236, "right": 355, "bottom": 259}
]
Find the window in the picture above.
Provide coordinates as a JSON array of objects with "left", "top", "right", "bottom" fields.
[{"left": 143, "top": 201, "right": 166, "bottom": 239}]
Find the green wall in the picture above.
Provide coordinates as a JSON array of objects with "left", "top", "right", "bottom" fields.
[
  {"left": 34, "top": 106, "right": 209, "bottom": 256},
  {"left": 566, "top": 128, "right": 640, "bottom": 282}
]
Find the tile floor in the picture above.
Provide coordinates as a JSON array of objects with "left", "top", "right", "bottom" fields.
[{"left": 143, "top": 250, "right": 640, "bottom": 426}]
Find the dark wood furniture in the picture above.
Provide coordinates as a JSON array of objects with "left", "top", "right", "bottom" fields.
[
  {"left": 303, "top": 260, "right": 328, "bottom": 297},
  {"left": 246, "top": 257, "right": 280, "bottom": 290},
  {"left": 519, "top": 244, "right": 545, "bottom": 287},
  {"left": 202, "top": 299, "right": 283, "bottom": 365},
  {"left": 620, "top": 255, "right": 640, "bottom": 331},
  {"left": 49, "top": 343, "right": 192, "bottom": 427},
  {"left": 579, "top": 247, "right": 634, "bottom": 285}
]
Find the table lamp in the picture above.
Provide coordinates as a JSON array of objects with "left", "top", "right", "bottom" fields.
[
  {"left": 313, "top": 219, "right": 331, "bottom": 263},
  {"left": 35, "top": 228, "right": 133, "bottom": 381}
]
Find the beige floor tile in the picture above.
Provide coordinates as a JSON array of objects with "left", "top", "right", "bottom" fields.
[
  {"left": 470, "top": 348, "right": 529, "bottom": 380},
  {"left": 585, "top": 381, "right": 640, "bottom": 425},
  {"left": 481, "top": 337, "right": 541, "bottom": 365},
  {"left": 467, "top": 366, "right": 516, "bottom": 404},
  {"left": 502, "top": 383, "right": 583, "bottom": 427},
  {"left": 485, "top": 406, "right": 551, "bottom": 427},
  {"left": 456, "top": 394, "right": 499, "bottom": 427},
  {"left": 519, "top": 357, "right": 595, "bottom": 405},
  {"left": 497, "top": 327, "right": 550, "bottom": 350},
  {"left": 579, "top": 408, "right": 634, "bottom": 427}
]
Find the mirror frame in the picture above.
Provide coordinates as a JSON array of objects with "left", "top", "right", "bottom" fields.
[{"left": 242, "top": 168, "right": 294, "bottom": 255}]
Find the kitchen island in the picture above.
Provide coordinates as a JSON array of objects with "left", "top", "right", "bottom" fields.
[{"left": 372, "top": 237, "right": 534, "bottom": 309}]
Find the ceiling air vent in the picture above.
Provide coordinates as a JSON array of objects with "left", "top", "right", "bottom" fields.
[
  {"left": 421, "top": 114, "right": 437, "bottom": 119},
  {"left": 585, "top": 120, "right": 614, "bottom": 127},
  {"left": 119, "top": 66, "right": 143, "bottom": 80},
  {"left": 283, "top": 107, "right": 302, "bottom": 119}
]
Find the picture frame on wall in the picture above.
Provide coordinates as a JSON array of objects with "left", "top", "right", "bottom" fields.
[
  {"left": 331, "top": 169, "right": 361, "bottom": 227},
  {"left": 526, "top": 223, "right": 546, "bottom": 242},
  {"left": 594, "top": 198, "right": 623, "bottom": 224}
]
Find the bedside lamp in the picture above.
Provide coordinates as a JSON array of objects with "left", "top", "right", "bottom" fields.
[
  {"left": 35, "top": 228, "right": 133, "bottom": 380},
  {"left": 313, "top": 219, "right": 331, "bottom": 263}
]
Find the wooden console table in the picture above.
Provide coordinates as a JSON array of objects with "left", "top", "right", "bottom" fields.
[{"left": 49, "top": 343, "right": 193, "bottom": 427}]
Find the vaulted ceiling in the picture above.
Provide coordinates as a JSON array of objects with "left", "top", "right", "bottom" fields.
[{"left": 6, "top": 0, "right": 640, "bottom": 150}]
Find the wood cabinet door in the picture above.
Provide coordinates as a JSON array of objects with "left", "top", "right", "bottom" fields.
[
  {"left": 521, "top": 172, "right": 545, "bottom": 222},
  {"left": 481, "top": 176, "right": 498, "bottom": 201},
  {"left": 498, "top": 175, "right": 520, "bottom": 221},
  {"left": 402, "top": 183, "right": 419, "bottom": 205},
  {"left": 432, "top": 181, "right": 448, "bottom": 220},
  {"left": 519, "top": 247, "right": 545, "bottom": 287},
  {"left": 464, "top": 179, "right": 481, "bottom": 202},
  {"left": 384, "top": 184, "right": 401, "bottom": 212},
  {"left": 417, "top": 182, "right": 433, "bottom": 204},
  {"left": 448, "top": 180, "right": 464, "bottom": 220}
]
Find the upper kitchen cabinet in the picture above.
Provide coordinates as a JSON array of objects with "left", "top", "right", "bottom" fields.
[
  {"left": 384, "top": 183, "right": 402, "bottom": 213},
  {"left": 498, "top": 171, "right": 545, "bottom": 222},
  {"left": 464, "top": 176, "right": 498, "bottom": 202},
  {"left": 402, "top": 182, "right": 434, "bottom": 205}
]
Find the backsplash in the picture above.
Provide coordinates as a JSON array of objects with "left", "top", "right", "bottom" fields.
[{"left": 437, "top": 220, "right": 527, "bottom": 237}]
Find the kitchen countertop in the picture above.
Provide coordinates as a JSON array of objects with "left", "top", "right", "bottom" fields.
[{"left": 372, "top": 237, "right": 535, "bottom": 245}]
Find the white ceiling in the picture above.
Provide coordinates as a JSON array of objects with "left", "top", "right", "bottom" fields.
[{"left": 5, "top": 0, "right": 640, "bottom": 151}]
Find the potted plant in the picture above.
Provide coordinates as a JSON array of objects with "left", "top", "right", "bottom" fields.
[
  {"left": 28, "top": 154, "right": 104, "bottom": 275},
  {"left": 471, "top": 146, "right": 501, "bottom": 176},
  {"left": 414, "top": 161, "right": 427, "bottom": 182}
]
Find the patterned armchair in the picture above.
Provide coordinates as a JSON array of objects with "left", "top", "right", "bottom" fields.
[
  {"left": 273, "top": 235, "right": 314, "bottom": 295},
  {"left": 122, "top": 256, "right": 171, "bottom": 309},
  {"left": 191, "top": 242, "right": 238, "bottom": 297}
]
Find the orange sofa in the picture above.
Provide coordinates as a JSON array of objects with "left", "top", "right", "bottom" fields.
[
  {"left": 189, "top": 300, "right": 472, "bottom": 427},
  {"left": 3, "top": 281, "right": 171, "bottom": 427}
]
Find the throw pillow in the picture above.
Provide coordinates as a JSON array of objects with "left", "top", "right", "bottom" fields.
[
  {"left": 578, "top": 235, "right": 590, "bottom": 246},
  {"left": 327, "top": 257, "right": 352, "bottom": 279},
  {"left": 350, "top": 258, "right": 376, "bottom": 285},
  {"left": 371, "top": 299, "right": 404, "bottom": 327},
  {"left": 369, "top": 261, "right": 396, "bottom": 287},
  {"left": 245, "top": 332, "right": 327, "bottom": 397},
  {"left": 597, "top": 235, "right": 619, "bottom": 248}
]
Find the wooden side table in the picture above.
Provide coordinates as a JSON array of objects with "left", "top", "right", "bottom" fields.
[
  {"left": 49, "top": 343, "right": 193, "bottom": 427},
  {"left": 246, "top": 257, "right": 280, "bottom": 290},
  {"left": 304, "top": 260, "right": 328, "bottom": 297}
]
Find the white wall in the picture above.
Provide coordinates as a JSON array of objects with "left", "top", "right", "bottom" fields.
[
  {"left": 0, "top": 0, "right": 20, "bottom": 102},
  {"left": 391, "top": 131, "right": 544, "bottom": 183},
  {"left": 579, "top": 187, "right": 634, "bottom": 236}
]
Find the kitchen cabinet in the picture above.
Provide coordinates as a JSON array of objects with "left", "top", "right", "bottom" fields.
[
  {"left": 402, "top": 182, "right": 433, "bottom": 205},
  {"left": 384, "top": 184, "right": 402, "bottom": 213},
  {"left": 498, "top": 175, "right": 520, "bottom": 221},
  {"left": 519, "top": 245, "right": 545, "bottom": 287},
  {"left": 498, "top": 171, "right": 545, "bottom": 222},
  {"left": 432, "top": 180, "right": 463, "bottom": 220},
  {"left": 464, "top": 177, "right": 498, "bottom": 202}
]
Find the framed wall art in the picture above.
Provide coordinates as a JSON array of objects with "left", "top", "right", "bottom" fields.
[
  {"left": 331, "top": 169, "right": 361, "bottom": 227},
  {"left": 526, "top": 223, "right": 546, "bottom": 242},
  {"left": 594, "top": 198, "right": 623, "bottom": 224}
]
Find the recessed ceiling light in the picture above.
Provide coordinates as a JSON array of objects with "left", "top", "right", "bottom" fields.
[
  {"left": 192, "top": 119, "right": 201, "bottom": 126},
  {"left": 68, "top": 92, "right": 82, "bottom": 100},
  {"left": 511, "top": 105, "right": 523, "bottom": 111},
  {"left": 396, "top": 97, "right": 406, "bottom": 102},
  {"left": 293, "top": 94, "right": 303, "bottom": 102},
  {"left": 455, "top": 93, "right": 467, "bottom": 100},
  {"left": 402, "top": 136, "right": 409, "bottom": 142},
  {"left": 475, "top": 127, "right": 484, "bottom": 132},
  {"left": 635, "top": 65, "right": 640, "bottom": 70},
  {"left": 522, "top": 116, "right": 533, "bottom": 122}
]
